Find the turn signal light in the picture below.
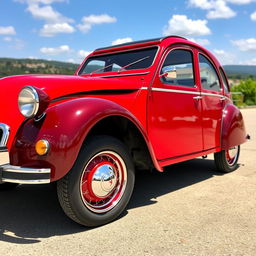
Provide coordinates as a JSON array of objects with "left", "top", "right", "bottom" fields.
[{"left": 35, "top": 139, "right": 50, "bottom": 156}]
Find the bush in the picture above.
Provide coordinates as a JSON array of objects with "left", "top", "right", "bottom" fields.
[{"left": 231, "top": 79, "right": 256, "bottom": 105}]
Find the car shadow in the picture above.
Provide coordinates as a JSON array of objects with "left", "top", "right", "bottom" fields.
[{"left": 0, "top": 158, "right": 222, "bottom": 244}]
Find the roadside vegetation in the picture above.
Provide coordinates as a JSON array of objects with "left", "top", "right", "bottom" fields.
[{"left": 231, "top": 79, "right": 256, "bottom": 107}]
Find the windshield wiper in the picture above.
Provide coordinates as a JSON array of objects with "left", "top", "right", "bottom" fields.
[
  {"left": 117, "top": 56, "right": 150, "bottom": 72},
  {"left": 90, "top": 63, "right": 115, "bottom": 75}
]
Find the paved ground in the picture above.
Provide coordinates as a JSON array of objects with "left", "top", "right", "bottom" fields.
[{"left": 0, "top": 108, "right": 255, "bottom": 256}]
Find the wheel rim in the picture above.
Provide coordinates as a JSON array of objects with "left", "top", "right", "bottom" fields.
[
  {"left": 225, "top": 146, "right": 239, "bottom": 166},
  {"left": 80, "top": 151, "right": 127, "bottom": 213}
]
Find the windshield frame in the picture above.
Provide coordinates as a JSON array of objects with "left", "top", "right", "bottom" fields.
[{"left": 78, "top": 46, "right": 160, "bottom": 76}]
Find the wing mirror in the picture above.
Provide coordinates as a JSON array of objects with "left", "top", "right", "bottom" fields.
[{"left": 159, "top": 66, "right": 177, "bottom": 78}]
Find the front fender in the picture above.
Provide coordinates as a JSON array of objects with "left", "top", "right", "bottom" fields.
[
  {"left": 221, "top": 104, "right": 247, "bottom": 150},
  {"left": 10, "top": 97, "right": 158, "bottom": 181}
]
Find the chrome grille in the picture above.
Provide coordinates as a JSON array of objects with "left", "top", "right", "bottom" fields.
[{"left": 0, "top": 123, "right": 10, "bottom": 147}]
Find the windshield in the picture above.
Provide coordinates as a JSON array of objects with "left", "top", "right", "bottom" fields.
[{"left": 79, "top": 47, "right": 158, "bottom": 75}]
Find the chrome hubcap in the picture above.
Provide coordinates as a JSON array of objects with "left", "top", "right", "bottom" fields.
[
  {"left": 80, "top": 151, "right": 127, "bottom": 213},
  {"left": 91, "top": 164, "right": 117, "bottom": 198},
  {"left": 226, "top": 146, "right": 239, "bottom": 166}
]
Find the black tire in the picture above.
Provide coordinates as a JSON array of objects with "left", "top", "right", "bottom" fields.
[
  {"left": 57, "top": 136, "right": 135, "bottom": 227},
  {"left": 0, "top": 182, "right": 19, "bottom": 191},
  {"left": 214, "top": 145, "right": 240, "bottom": 173}
]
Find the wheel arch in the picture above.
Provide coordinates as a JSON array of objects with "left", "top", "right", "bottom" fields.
[{"left": 221, "top": 103, "right": 248, "bottom": 150}]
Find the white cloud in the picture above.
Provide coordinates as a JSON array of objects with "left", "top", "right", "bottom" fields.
[
  {"left": 251, "top": 11, "right": 256, "bottom": 20},
  {"left": 188, "top": 38, "right": 210, "bottom": 46},
  {"left": 40, "top": 45, "right": 71, "bottom": 55},
  {"left": 213, "top": 49, "right": 237, "bottom": 65},
  {"left": 189, "top": 0, "right": 236, "bottom": 19},
  {"left": 39, "top": 22, "right": 75, "bottom": 37},
  {"left": 0, "top": 26, "right": 16, "bottom": 35},
  {"left": 112, "top": 37, "right": 133, "bottom": 45},
  {"left": 163, "top": 15, "right": 211, "bottom": 37},
  {"left": 78, "top": 14, "right": 117, "bottom": 33},
  {"left": 78, "top": 50, "right": 92, "bottom": 58},
  {"left": 240, "top": 58, "right": 256, "bottom": 65},
  {"left": 231, "top": 38, "right": 256, "bottom": 51},
  {"left": 15, "top": 0, "right": 66, "bottom": 4},
  {"left": 3, "top": 37, "right": 13, "bottom": 41},
  {"left": 27, "top": 4, "right": 73, "bottom": 23},
  {"left": 226, "top": 0, "right": 256, "bottom": 4}
]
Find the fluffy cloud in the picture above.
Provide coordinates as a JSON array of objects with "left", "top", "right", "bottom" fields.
[
  {"left": 189, "top": 0, "right": 236, "bottom": 19},
  {"left": 40, "top": 45, "right": 71, "bottom": 55},
  {"left": 0, "top": 26, "right": 16, "bottom": 35},
  {"left": 77, "top": 14, "right": 117, "bottom": 33},
  {"left": 231, "top": 38, "right": 256, "bottom": 51},
  {"left": 78, "top": 50, "right": 92, "bottom": 58},
  {"left": 163, "top": 15, "right": 211, "bottom": 37},
  {"left": 39, "top": 23, "right": 75, "bottom": 37},
  {"left": 15, "top": 0, "right": 66, "bottom": 4},
  {"left": 188, "top": 38, "right": 210, "bottom": 46},
  {"left": 240, "top": 58, "right": 256, "bottom": 65},
  {"left": 27, "top": 4, "right": 73, "bottom": 23},
  {"left": 213, "top": 49, "right": 237, "bottom": 65},
  {"left": 112, "top": 37, "right": 133, "bottom": 45},
  {"left": 251, "top": 11, "right": 256, "bottom": 20}
]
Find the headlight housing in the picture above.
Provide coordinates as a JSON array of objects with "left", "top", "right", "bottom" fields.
[
  {"left": 18, "top": 86, "right": 50, "bottom": 119},
  {"left": 18, "top": 86, "right": 39, "bottom": 118}
]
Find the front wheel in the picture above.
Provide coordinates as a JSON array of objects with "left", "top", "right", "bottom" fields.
[
  {"left": 214, "top": 145, "right": 240, "bottom": 173},
  {"left": 57, "top": 136, "right": 135, "bottom": 227}
]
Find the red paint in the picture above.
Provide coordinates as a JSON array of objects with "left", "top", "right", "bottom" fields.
[{"left": 1, "top": 36, "right": 248, "bottom": 182}]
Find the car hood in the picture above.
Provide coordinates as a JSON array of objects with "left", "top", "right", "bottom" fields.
[
  {"left": 0, "top": 74, "right": 143, "bottom": 100},
  {"left": 0, "top": 74, "right": 143, "bottom": 149}
]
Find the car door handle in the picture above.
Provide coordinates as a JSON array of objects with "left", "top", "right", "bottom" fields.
[
  {"left": 220, "top": 97, "right": 226, "bottom": 101},
  {"left": 193, "top": 96, "right": 203, "bottom": 100}
]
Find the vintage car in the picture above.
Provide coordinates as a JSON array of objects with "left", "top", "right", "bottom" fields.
[{"left": 0, "top": 36, "right": 248, "bottom": 227}]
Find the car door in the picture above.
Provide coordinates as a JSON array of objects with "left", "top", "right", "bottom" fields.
[
  {"left": 148, "top": 46, "right": 203, "bottom": 160},
  {"left": 197, "top": 52, "right": 224, "bottom": 150}
]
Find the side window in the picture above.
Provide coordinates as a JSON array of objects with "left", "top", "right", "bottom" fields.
[
  {"left": 160, "top": 49, "right": 195, "bottom": 87},
  {"left": 199, "top": 54, "right": 221, "bottom": 92},
  {"left": 220, "top": 68, "right": 229, "bottom": 93}
]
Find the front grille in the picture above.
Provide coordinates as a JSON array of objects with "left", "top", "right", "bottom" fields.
[{"left": 0, "top": 123, "right": 10, "bottom": 147}]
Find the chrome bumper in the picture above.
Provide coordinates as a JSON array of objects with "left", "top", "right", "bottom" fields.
[
  {"left": 0, "top": 122, "right": 51, "bottom": 184},
  {"left": 0, "top": 164, "right": 51, "bottom": 184}
]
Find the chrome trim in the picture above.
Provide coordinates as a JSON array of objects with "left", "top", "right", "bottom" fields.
[
  {"left": 99, "top": 71, "right": 150, "bottom": 78},
  {"left": 140, "top": 87, "right": 148, "bottom": 90},
  {"left": 201, "top": 92, "right": 226, "bottom": 98},
  {"left": 193, "top": 96, "right": 203, "bottom": 100},
  {"left": 0, "top": 123, "right": 10, "bottom": 147},
  {"left": 152, "top": 88, "right": 200, "bottom": 95},
  {"left": 1, "top": 178, "right": 50, "bottom": 184},
  {"left": 2, "top": 165, "right": 50, "bottom": 174}
]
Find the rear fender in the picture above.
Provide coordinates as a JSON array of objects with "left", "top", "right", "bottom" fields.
[
  {"left": 11, "top": 98, "right": 160, "bottom": 181},
  {"left": 221, "top": 104, "right": 247, "bottom": 150}
]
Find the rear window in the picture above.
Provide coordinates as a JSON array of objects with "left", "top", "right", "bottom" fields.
[{"left": 79, "top": 47, "right": 158, "bottom": 75}]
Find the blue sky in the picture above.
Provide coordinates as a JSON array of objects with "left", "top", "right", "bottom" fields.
[{"left": 0, "top": 0, "right": 256, "bottom": 65}]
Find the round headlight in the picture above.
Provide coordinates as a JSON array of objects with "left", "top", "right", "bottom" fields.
[{"left": 18, "top": 86, "right": 39, "bottom": 118}]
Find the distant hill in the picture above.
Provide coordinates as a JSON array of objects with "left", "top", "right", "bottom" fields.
[
  {"left": 0, "top": 58, "right": 255, "bottom": 79},
  {"left": 0, "top": 58, "right": 79, "bottom": 77},
  {"left": 223, "top": 65, "right": 256, "bottom": 79}
]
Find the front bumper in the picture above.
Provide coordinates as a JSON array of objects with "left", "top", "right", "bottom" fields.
[{"left": 0, "top": 122, "right": 51, "bottom": 184}]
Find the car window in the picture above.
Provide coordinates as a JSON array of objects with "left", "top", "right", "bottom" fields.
[
  {"left": 199, "top": 54, "right": 221, "bottom": 92},
  {"left": 220, "top": 68, "right": 229, "bottom": 93},
  {"left": 80, "top": 47, "right": 158, "bottom": 75},
  {"left": 160, "top": 49, "right": 195, "bottom": 87}
]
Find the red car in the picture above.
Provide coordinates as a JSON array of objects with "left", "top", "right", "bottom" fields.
[{"left": 0, "top": 36, "right": 248, "bottom": 226}]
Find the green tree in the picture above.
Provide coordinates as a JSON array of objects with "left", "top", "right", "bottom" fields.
[{"left": 231, "top": 79, "right": 256, "bottom": 106}]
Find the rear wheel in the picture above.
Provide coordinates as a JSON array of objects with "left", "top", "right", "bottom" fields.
[
  {"left": 57, "top": 136, "right": 135, "bottom": 227},
  {"left": 214, "top": 145, "right": 240, "bottom": 173}
]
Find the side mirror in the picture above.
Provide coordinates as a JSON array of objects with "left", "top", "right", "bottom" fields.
[{"left": 159, "top": 66, "right": 177, "bottom": 78}]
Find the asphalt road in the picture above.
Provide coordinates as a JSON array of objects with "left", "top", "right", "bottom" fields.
[{"left": 0, "top": 108, "right": 255, "bottom": 256}]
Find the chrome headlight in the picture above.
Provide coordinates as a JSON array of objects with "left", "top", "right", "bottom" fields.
[{"left": 18, "top": 86, "right": 39, "bottom": 118}]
